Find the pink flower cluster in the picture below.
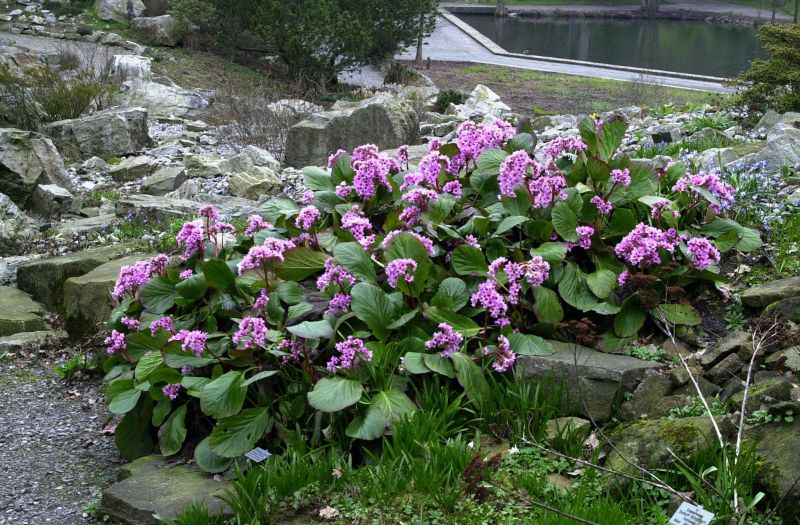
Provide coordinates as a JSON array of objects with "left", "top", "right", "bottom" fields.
[
  {"left": 317, "top": 258, "right": 356, "bottom": 290},
  {"left": 499, "top": 150, "right": 535, "bottom": 197},
  {"left": 651, "top": 199, "right": 679, "bottom": 220},
  {"left": 576, "top": 226, "right": 595, "bottom": 250},
  {"left": 325, "top": 293, "right": 351, "bottom": 316},
  {"left": 686, "top": 237, "right": 721, "bottom": 270},
  {"left": 245, "top": 214, "right": 273, "bottom": 236},
  {"left": 350, "top": 145, "right": 398, "bottom": 199},
  {"left": 176, "top": 220, "right": 205, "bottom": 260},
  {"left": 238, "top": 238, "right": 295, "bottom": 275},
  {"left": 455, "top": 120, "right": 515, "bottom": 162},
  {"left": 162, "top": 383, "right": 181, "bottom": 400},
  {"left": 614, "top": 223, "right": 680, "bottom": 268},
  {"left": 295, "top": 205, "right": 321, "bottom": 231},
  {"left": 150, "top": 316, "right": 175, "bottom": 336},
  {"left": 486, "top": 256, "right": 550, "bottom": 306},
  {"left": 112, "top": 255, "right": 170, "bottom": 299},
  {"left": 232, "top": 317, "right": 268, "bottom": 349},
  {"left": 341, "top": 207, "right": 375, "bottom": 250},
  {"left": 610, "top": 168, "right": 632, "bottom": 186},
  {"left": 673, "top": 171, "right": 735, "bottom": 213},
  {"left": 170, "top": 329, "right": 208, "bottom": 358},
  {"left": 471, "top": 280, "right": 508, "bottom": 321},
  {"left": 426, "top": 323, "right": 464, "bottom": 357},
  {"left": 278, "top": 339, "right": 313, "bottom": 365},
  {"left": 104, "top": 330, "right": 126, "bottom": 355},
  {"left": 386, "top": 259, "right": 417, "bottom": 288},
  {"left": 484, "top": 335, "right": 516, "bottom": 372},
  {"left": 543, "top": 136, "right": 588, "bottom": 160},
  {"left": 327, "top": 336, "right": 373, "bottom": 373},
  {"left": 591, "top": 195, "right": 613, "bottom": 215}
]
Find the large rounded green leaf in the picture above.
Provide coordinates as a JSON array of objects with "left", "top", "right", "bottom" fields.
[
  {"left": 194, "top": 436, "right": 233, "bottom": 473},
  {"left": 652, "top": 304, "right": 702, "bottom": 326},
  {"left": 507, "top": 333, "right": 554, "bottom": 356},
  {"left": 115, "top": 396, "right": 154, "bottom": 461},
  {"left": 200, "top": 371, "right": 246, "bottom": 419},
  {"left": 551, "top": 202, "right": 578, "bottom": 242},
  {"left": 202, "top": 259, "right": 236, "bottom": 291},
  {"left": 286, "top": 319, "right": 333, "bottom": 340},
  {"left": 450, "top": 352, "right": 488, "bottom": 404},
  {"left": 347, "top": 389, "right": 416, "bottom": 440},
  {"left": 140, "top": 276, "right": 179, "bottom": 314},
  {"left": 307, "top": 377, "right": 363, "bottom": 413},
  {"left": 334, "top": 242, "right": 377, "bottom": 283},
  {"left": 532, "top": 286, "right": 564, "bottom": 324},
  {"left": 209, "top": 408, "right": 270, "bottom": 458},
  {"left": 175, "top": 273, "right": 208, "bottom": 300},
  {"left": 615, "top": 298, "right": 647, "bottom": 337},
  {"left": 451, "top": 245, "right": 488, "bottom": 276},
  {"left": 274, "top": 247, "right": 329, "bottom": 281},
  {"left": 350, "top": 282, "right": 400, "bottom": 341},
  {"left": 431, "top": 277, "right": 469, "bottom": 312},
  {"left": 158, "top": 403, "right": 187, "bottom": 456}
]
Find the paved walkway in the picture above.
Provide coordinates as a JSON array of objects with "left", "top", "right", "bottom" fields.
[
  {"left": 444, "top": 0, "right": 793, "bottom": 21},
  {"left": 395, "top": 15, "right": 734, "bottom": 92}
]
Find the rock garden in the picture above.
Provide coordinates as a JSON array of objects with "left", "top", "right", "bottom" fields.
[{"left": 2, "top": 1, "right": 800, "bottom": 524}]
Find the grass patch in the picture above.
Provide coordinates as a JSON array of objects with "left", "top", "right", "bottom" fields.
[
  {"left": 410, "top": 61, "right": 722, "bottom": 116},
  {"left": 148, "top": 48, "right": 272, "bottom": 92},
  {"left": 633, "top": 134, "right": 738, "bottom": 159}
]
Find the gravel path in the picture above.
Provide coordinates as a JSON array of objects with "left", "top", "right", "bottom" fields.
[{"left": 0, "top": 356, "right": 122, "bottom": 525}]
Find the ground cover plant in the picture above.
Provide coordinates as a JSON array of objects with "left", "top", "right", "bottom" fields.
[{"left": 100, "top": 113, "right": 762, "bottom": 484}]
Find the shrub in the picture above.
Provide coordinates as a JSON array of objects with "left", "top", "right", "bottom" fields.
[
  {"left": 434, "top": 89, "right": 466, "bottom": 113},
  {"left": 734, "top": 23, "right": 800, "bottom": 114},
  {"left": 102, "top": 116, "right": 760, "bottom": 472}
]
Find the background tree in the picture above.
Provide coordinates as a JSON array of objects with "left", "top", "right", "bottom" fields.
[
  {"left": 734, "top": 23, "right": 800, "bottom": 114},
  {"left": 641, "top": 0, "right": 660, "bottom": 15},
  {"left": 415, "top": 0, "right": 441, "bottom": 63}
]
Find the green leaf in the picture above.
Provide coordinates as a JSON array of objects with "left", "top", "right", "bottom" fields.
[
  {"left": 135, "top": 352, "right": 163, "bottom": 382},
  {"left": 126, "top": 331, "right": 169, "bottom": 361},
  {"left": 597, "top": 117, "right": 627, "bottom": 162},
  {"left": 530, "top": 242, "right": 568, "bottom": 264},
  {"left": 139, "top": 276, "right": 179, "bottom": 314},
  {"left": 303, "top": 166, "right": 334, "bottom": 191},
  {"left": 578, "top": 117, "right": 598, "bottom": 155},
  {"left": 346, "top": 404, "right": 388, "bottom": 440},
  {"left": 307, "top": 377, "right": 363, "bottom": 412},
  {"left": 431, "top": 277, "right": 469, "bottom": 312},
  {"left": 108, "top": 386, "right": 142, "bottom": 414},
  {"left": 387, "top": 309, "right": 417, "bottom": 329},
  {"left": 401, "top": 352, "right": 430, "bottom": 374},
  {"left": 450, "top": 352, "right": 488, "bottom": 404},
  {"left": 384, "top": 233, "right": 431, "bottom": 295},
  {"left": 200, "top": 371, "right": 246, "bottom": 419},
  {"left": 606, "top": 209, "right": 637, "bottom": 237},
  {"left": 202, "top": 259, "right": 236, "bottom": 291},
  {"left": 115, "top": 396, "right": 154, "bottom": 461},
  {"left": 175, "top": 273, "right": 208, "bottom": 301},
  {"left": 425, "top": 306, "right": 481, "bottom": 337},
  {"left": 505, "top": 133, "right": 536, "bottom": 154},
  {"left": 194, "top": 436, "right": 233, "bottom": 474},
  {"left": 451, "top": 245, "right": 488, "bottom": 276},
  {"left": 277, "top": 281, "right": 305, "bottom": 305},
  {"left": 274, "top": 247, "right": 329, "bottom": 281},
  {"left": 158, "top": 404, "right": 187, "bottom": 456},
  {"left": 615, "top": 298, "right": 647, "bottom": 337},
  {"left": 551, "top": 202, "right": 578, "bottom": 242},
  {"left": 151, "top": 399, "right": 171, "bottom": 427},
  {"left": 423, "top": 353, "right": 457, "bottom": 377},
  {"left": 261, "top": 198, "right": 300, "bottom": 223},
  {"left": 287, "top": 301, "right": 315, "bottom": 320},
  {"left": 587, "top": 269, "right": 617, "bottom": 299},
  {"left": 242, "top": 370, "right": 279, "bottom": 387},
  {"left": 209, "top": 408, "right": 270, "bottom": 458},
  {"left": 350, "top": 282, "right": 398, "bottom": 341},
  {"left": 507, "top": 333, "right": 554, "bottom": 356},
  {"left": 495, "top": 215, "right": 529, "bottom": 235},
  {"left": 652, "top": 304, "right": 702, "bottom": 326},
  {"left": 532, "top": 286, "right": 564, "bottom": 324},
  {"left": 334, "top": 242, "right": 377, "bottom": 283},
  {"left": 287, "top": 320, "right": 333, "bottom": 340},
  {"left": 347, "top": 389, "right": 415, "bottom": 440},
  {"left": 475, "top": 148, "right": 509, "bottom": 176},
  {"left": 558, "top": 263, "right": 599, "bottom": 311}
]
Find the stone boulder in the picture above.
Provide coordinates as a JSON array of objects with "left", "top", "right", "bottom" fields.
[
  {"left": 756, "top": 111, "right": 800, "bottom": 135},
  {"left": 94, "top": 0, "right": 145, "bottom": 25},
  {"left": 515, "top": 341, "right": 665, "bottom": 421},
  {"left": 741, "top": 276, "right": 800, "bottom": 307},
  {"left": 746, "top": 420, "right": 800, "bottom": 520},
  {"left": 728, "top": 376, "right": 793, "bottom": 415},
  {"left": 98, "top": 456, "right": 231, "bottom": 525},
  {"left": 619, "top": 371, "right": 673, "bottom": 422},
  {"left": 111, "top": 54, "right": 152, "bottom": 81},
  {"left": 0, "top": 193, "right": 36, "bottom": 254},
  {"left": 120, "top": 80, "right": 212, "bottom": 119},
  {"left": 0, "top": 129, "right": 71, "bottom": 207},
  {"left": 754, "top": 125, "right": 800, "bottom": 172},
  {"left": 109, "top": 155, "right": 159, "bottom": 182},
  {"left": 141, "top": 165, "right": 186, "bottom": 196},
  {"left": 0, "top": 330, "right": 65, "bottom": 353},
  {"left": 284, "top": 93, "right": 418, "bottom": 168},
  {"left": 0, "top": 286, "right": 46, "bottom": 336},
  {"left": 131, "top": 15, "right": 178, "bottom": 46},
  {"left": 16, "top": 244, "right": 130, "bottom": 313},
  {"left": 63, "top": 254, "right": 150, "bottom": 339},
  {"left": 27, "top": 184, "right": 77, "bottom": 217},
  {"left": 184, "top": 152, "right": 223, "bottom": 178},
  {"left": 451, "top": 84, "right": 513, "bottom": 120},
  {"left": 41, "top": 107, "right": 151, "bottom": 159},
  {"left": 228, "top": 166, "right": 281, "bottom": 200},
  {"left": 219, "top": 145, "right": 281, "bottom": 174}
]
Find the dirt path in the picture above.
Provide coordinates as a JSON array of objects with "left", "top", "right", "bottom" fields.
[{"left": 0, "top": 356, "right": 122, "bottom": 525}]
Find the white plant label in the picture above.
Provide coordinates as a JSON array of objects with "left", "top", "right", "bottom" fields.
[
  {"left": 668, "top": 502, "right": 715, "bottom": 525},
  {"left": 244, "top": 447, "right": 271, "bottom": 463}
]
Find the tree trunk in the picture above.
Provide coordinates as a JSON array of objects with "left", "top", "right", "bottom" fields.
[
  {"left": 495, "top": 1, "right": 508, "bottom": 17},
  {"left": 795, "top": 0, "right": 799, "bottom": 23},
  {"left": 415, "top": 9, "right": 424, "bottom": 63},
  {"left": 641, "top": 0, "right": 660, "bottom": 15}
]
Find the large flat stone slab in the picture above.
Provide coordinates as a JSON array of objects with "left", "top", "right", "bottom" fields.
[
  {"left": 0, "top": 286, "right": 46, "bottom": 336},
  {"left": 98, "top": 456, "right": 231, "bottom": 525},
  {"left": 0, "top": 330, "right": 65, "bottom": 352},
  {"left": 62, "top": 254, "right": 150, "bottom": 340},
  {"left": 16, "top": 244, "right": 131, "bottom": 313},
  {"left": 741, "top": 276, "right": 800, "bottom": 308},
  {"left": 516, "top": 341, "right": 665, "bottom": 421}
]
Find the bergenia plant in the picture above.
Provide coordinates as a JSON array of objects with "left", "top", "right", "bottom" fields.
[{"left": 102, "top": 116, "right": 760, "bottom": 472}]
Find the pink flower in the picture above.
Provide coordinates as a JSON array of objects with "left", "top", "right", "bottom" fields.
[
  {"left": 104, "top": 330, "right": 126, "bottom": 355},
  {"left": 301, "top": 190, "right": 315, "bottom": 204},
  {"left": 386, "top": 259, "right": 417, "bottom": 288},
  {"left": 591, "top": 195, "right": 613, "bottom": 215},
  {"left": 162, "top": 383, "right": 181, "bottom": 400},
  {"left": 544, "top": 136, "right": 587, "bottom": 160},
  {"left": 618, "top": 269, "right": 629, "bottom": 286},
  {"left": 576, "top": 226, "right": 595, "bottom": 250},
  {"left": 673, "top": 171, "right": 735, "bottom": 213},
  {"left": 245, "top": 215, "right": 272, "bottom": 236},
  {"left": 279, "top": 339, "right": 313, "bottom": 365},
  {"left": 150, "top": 316, "right": 175, "bottom": 336},
  {"left": 325, "top": 293, "right": 351, "bottom": 316},
  {"left": 176, "top": 220, "right": 205, "bottom": 260},
  {"left": 397, "top": 144, "right": 409, "bottom": 165},
  {"left": 327, "top": 336, "right": 372, "bottom": 372},
  {"left": 199, "top": 205, "right": 220, "bottom": 222},
  {"left": 179, "top": 269, "right": 193, "bottom": 280},
  {"left": 486, "top": 335, "right": 516, "bottom": 372},
  {"left": 328, "top": 149, "right": 348, "bottom": 168},
  {"left": 170, "top": 330, "right": 208, "bottom": 358},
  {"left": 317, "top": 258, "right": 356, "bottom": 290},
  {"left": 471, "top": 280, "right": 508, "bottom": 319},
  {"left": 232, "top": 317, "right": 268, "bottom": 349},
  {"left": 527, "top": 174, "right": 568, "bottom": 209},
  {"left": 610, "top": 168, "right": 631, "bottom": 187},
  {"left": 442, "top": 180, "right": 463, "bottom": 198},
  {"left": 651, "top": 199, "right": 679, "bottom": 219},
  {"left": 295, "top": 205, "right": 321, "bottom": 231},
  {"left": 253, "top": 290, "right": 269, "bottom": 314},
  {"left": 614, "top": 223, "right": 679, "bottom": 268},
  {"left": 523, "top": 256, "right": 550, "bottom": 287},
  {"left": 112, "top": 257, "right": 165, "bottom": 299},
  {"left": 499, "top": 150, "right": 532, "bottom": 197},
  {"left": 238, "top": 238, "right": 295, "bottom": 275},
  {"left": 426, "top": 323, "right": 463, "bottom": 357},
  {"left": 686, "top": 237, "right": 721, "bottom": 270},
  {"left": 121, "top": 316, "right": 140, "bottom": 330}
]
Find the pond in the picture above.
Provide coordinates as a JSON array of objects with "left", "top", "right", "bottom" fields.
[{"left": 456, "top": 14, "right": 764, "bottom": 78}]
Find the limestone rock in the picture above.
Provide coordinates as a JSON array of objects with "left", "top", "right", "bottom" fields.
[
  {"left": 265, "top": 99, "right": 322, "bottom": 120},
  {"left": 284, "top": 93, "right": 418, "bottom": 168},
  {"left": 0, "top": 193, "right": 36, "bottom": 254},
  {"left": 109, "top": 155, "right": 159, "bottom": 182},
  {"left": 698, "top": 331, "right": 752, "bottom": 369},
  {"left": 515, "top": 341, "right": 665, "bottom": 421},
  {"left": 746, "top": 420, "right": 800, "bottom": 519},
  {"left": 673, "top": 376, "right": 721, "bottom": 398},
  {"left": 27, "top": 184, "right": 76, "bottom": 217},
  {"left": 131, "top": 15, "right": 178, "bottom": 46},
  {"left": 184, "top": 152, "right": 223, "bottom": 178},
  {"left": 741, "top": 276, "right": 800, "bottom": 307},
  {"left": 452, "top": 84, "right": 513, "bottom": 120},
  {"left": 545, "top": 417, "right": 591, "bottom": 442},
  {"left": 756, "top": 111, "right": 800, "bottom": 135},
  {"left": 111, "top": 54, "right": 152, "bottom": 81},
  {"left": 754, "top": 125, "right": 800, "bottom": 172},
  {"left": 41, "top": 107, "right": 150, "bottom": 159},
  {"left": 606, "top": 416, "right": 734, "bottom": 477},
  {"left": 17, "top": 244, "right": 130, "bottom": 313},
  {"left": 57, "top": 214, "right": 118, "bottom": 236},
  {"left": 219, "top": 145, "right": 280, "bottom": 175},
  {"left": 0, "top": 286, "right": 46, "bottom": 336},
  {"left": 62, "top": 254, "right": 150, "bottom": 339},
  {"left": 729, "top": 376, "right": 793, "bottom": 415},
  {"left": 94, "top": 0, "right": 145, "bottom": 25},
  {"left": 766, "top": 346, "right": 800, "bottom": 374},
  {"left": 141, "top": 165, "right": 186, "bottom": 196},
  {"left": 0, "top": 330, "right": 65, "bottom": 352},
  {"left": 0, "top": 128, "right": 72, "bottom": 207},
  {"left": 697, "top": 147, "right": 737, "bottom": 171},
  {"left": 764, "top": 296, "right": 800, "bottom": 323},
  {"left": 120, "top": 80, "right": 212, "bottom": 119},
  {"left": 98, "top": 456, "right": 231, "bottom": 525},
  {"left": 706, "top": 353, "right": 745, "bottom": 385},
  {"left": 228, "top": 165, "right": 280, "bottom": 199},
  {"left": 114, "top": 195, "right": 198, "bottom": 221},
  {"left": 619, "top": 372, "right": 673, "bottom": 422}
]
